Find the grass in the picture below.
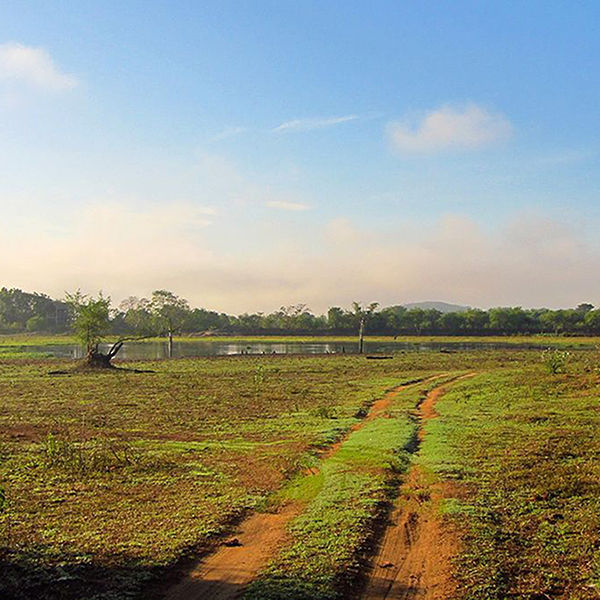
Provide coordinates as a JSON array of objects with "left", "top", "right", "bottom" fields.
[
  {"left": 1, "top": 349, "right": 599, "bottom": 599},
  {"left": 175, "top": 334, "right": 600, "bottom": 348},
  {"left": 0, "top": 352, "right": 466, "bottom": 600},
  {"left": 244, "top": 375, "right": 461, "bottom": 600},
  {"left": 0, "top": 346, "right": 52, "bottom": 359},
  {"left": 419, "top": 361, "right": 600, "bottom": 599}
]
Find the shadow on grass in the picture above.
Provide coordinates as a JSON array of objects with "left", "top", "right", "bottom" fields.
[
  {"left": 48, "top": 364, "right": 156, "bottom": 376},
  {"left": 0, "top": 546, "right": 176, "bottom": 600}
]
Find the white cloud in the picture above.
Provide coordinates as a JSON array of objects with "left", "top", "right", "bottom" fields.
[
  {"left": 273, "top": 115, "right": 359, "bottom": 133},
  {"left": 265, "top": 200, "right": 311, "bottom": 211},
  {"left": 388, "top": 104, "right": 512, "bottom": 154},
  {"left": 0, "top": 42, "right": 77, "bottom": 92}
]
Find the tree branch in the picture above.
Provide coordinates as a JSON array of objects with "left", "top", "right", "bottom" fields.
[{"left": 106, "top": 332, "right": 166, "bottom": 360}]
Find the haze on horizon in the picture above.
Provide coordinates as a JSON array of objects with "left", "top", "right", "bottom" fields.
[{"left": 1, "top": 1, "right": 600, "bottom": 314}]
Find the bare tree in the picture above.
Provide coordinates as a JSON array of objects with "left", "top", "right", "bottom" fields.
[{"left": 351, "top": 301, "right": 379, "bottom": 353}]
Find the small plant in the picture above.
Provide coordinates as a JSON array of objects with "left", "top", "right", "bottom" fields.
[
  {"left": 42, "top": 432, "right": 138, "bottom": 475},
  {"left": 541, "top": 349, "right": 571, "bottom": 374},
  {"left": 354, "top": 405, "right": 369, "bottom": 419},
  {"left": 312, "top": 405, "right": 337, "bottom": 419},
  {"left": 253, "top": 365, "right": 267, "bottom": 399},
  {"left": 253, "top": 365, "right": 266, "bottom": 387}
]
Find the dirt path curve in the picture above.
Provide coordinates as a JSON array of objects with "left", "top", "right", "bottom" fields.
[
  {"left": 361, "top": 374, "right": 476, "bottom": 600},
  {"left": 164, "top": 376, "right": 439, "bottom": 600}
]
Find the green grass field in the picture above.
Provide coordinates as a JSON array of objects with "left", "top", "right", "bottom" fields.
[
  {"left": 420, "top": 364, "right": 600, "bottom": 599},
  {"left": 0, "top": 349, "right": 599, "bottom": 599},
  {"left": 0, "top": 353, "right": 453, "bottom": 599}
]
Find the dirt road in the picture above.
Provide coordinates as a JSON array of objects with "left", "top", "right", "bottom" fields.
[
  {"left": 164, "top": 377, "right": 436, "bottom": 600},
  {"left": 360, "top": 375, "right": 474, "bottom": 600}
]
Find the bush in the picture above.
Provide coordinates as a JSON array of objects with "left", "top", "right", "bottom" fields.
[{"left": 541, "top": 349, "right": 571, "bottom": 374}]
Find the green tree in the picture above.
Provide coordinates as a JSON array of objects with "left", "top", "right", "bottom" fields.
[
  {"left": 327, "top": 307, "right": 352, "bottom": 331},
  {"left": 462, "top": 308, "right": 489, "bottom": 332},
  {"left": 584, "top": 309, "right": 600, "bottom": 333},
  {"left": 119, "top": 296, "right": 153, "bottom": 334},
  {"left": 403, "top": 308, "right": 441, "bottom": 334},
  {"left": 149, "top": 290, "right": 190, "bottom": 357},
  {"left": 488, "top": 307, "right": 531, "bottom": 334},
  {"left": 26, "top": 315, "right": 45, "bottom": 332},
  {"left": 0, "top": 287, "right": 63, "bottom": 331},
  {"left": 379, "top": 305, "right": 408, "bottom": 332},
  {"left": 65, "top": 291, "right": 118, "bottom": 367},
  {"left": 276, "top": 304, "right": 311, "bottom": 331}
]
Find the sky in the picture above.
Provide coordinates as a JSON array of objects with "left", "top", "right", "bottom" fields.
[{"left": 1, "top": 0, "right": 600, "bottom": 313}]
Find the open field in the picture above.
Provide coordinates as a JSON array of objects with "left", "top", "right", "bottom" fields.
[{"left": 1, "top": 349, "right": 599, "bottom": 599}]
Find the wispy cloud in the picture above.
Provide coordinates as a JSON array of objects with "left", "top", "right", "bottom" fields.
[
  {"left": 273, "top": 114, "right": 359, "bottom": 133},
  {"left": 265, "top": 200, "right": 311, "bottom": 211},
  {"left": 0, "top": 42, "right": 78, "bottom": 92},
  {"left": 211, "top": 126, "right": 248, "bottom": 142},
  {"left": 388, "top": 104, "right": 512, "bottom": 154}
]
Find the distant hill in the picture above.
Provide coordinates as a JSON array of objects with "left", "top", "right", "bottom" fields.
[{"left": 401, "top": 301, "right": 471, "bottom": 313}]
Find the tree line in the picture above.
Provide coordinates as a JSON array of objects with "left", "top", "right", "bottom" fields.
[{"left": 2, "top": 287, "right": 600, "bottom": 337}]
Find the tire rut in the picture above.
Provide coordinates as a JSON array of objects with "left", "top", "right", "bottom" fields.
[
  {"left": 163, "top": 375, "right": 441, "bottom": 600},
  {"left": 360, "top": 374, "right": 476, "bottom": 600}
]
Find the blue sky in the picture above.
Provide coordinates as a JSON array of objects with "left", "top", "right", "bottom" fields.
[{"left": 1, "top": 1, "right": 600, "bottom": 312}]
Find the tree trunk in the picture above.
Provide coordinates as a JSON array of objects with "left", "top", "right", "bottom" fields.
[
  {"left": 85, "top": 351, "right": 115, "bottom": 368},
  {"left": 84, "top": 340, "right": 124, "bottom": 369},
  {"left": 168, "top": 330, "right": 173, "bottom": 358},
  {"left": 358, "top": 317, "right": 365, "bottom": 354}
]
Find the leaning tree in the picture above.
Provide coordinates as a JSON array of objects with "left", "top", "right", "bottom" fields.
[{"left": 65, "top": 291, "right": 130, "bottom": 368}]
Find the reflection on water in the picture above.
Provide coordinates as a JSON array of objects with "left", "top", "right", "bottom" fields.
[{"left": 20, "top": 339, "right": 566, "bottom": 360}]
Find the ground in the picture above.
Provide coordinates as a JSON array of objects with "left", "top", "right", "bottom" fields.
[{"left": 0, "top": 342, "right": 599, "bottom": 599}]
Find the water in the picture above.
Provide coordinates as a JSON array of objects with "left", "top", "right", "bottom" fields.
[{"left": 20, "top": 339, "right": 567, "bottom": 360}]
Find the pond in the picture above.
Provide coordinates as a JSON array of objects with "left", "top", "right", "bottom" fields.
[{"left": 19, "top": 339, "right": 566, "bottom": 360}]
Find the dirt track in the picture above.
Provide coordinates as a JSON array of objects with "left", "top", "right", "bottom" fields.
[
  {"left": 360, "top": 375, "right": 474, "bottom": 600},
  {"left": 164, "top": 505, "right": 297, "bottom": 600},
  {"left": 164, "top": 377, "right": 435, "bottom": 600}
]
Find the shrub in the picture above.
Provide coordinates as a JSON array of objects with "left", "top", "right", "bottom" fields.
[{"left": 541, "top": 349, "right": 571, "bottom": 374}]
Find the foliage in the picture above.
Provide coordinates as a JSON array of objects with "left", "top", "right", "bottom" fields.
[
  {"left": 0, "top": 287, "right": 68, "bottom": 333},
  {"left": 542, "top": 348, "right": 571, "bottom": 374},
  {"left": 5, "top": 285, "right": 600, "bottom": 336},
  {"left": 148, "top": 289, "right": 190, "bottom": 336},
  {"left": 64, "top": 290, "right": 111, "bottom": 355},
  {"left": 119, "top": 295, "right": 154, "bottom": 333}
]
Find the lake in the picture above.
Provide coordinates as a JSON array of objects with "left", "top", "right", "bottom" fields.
[{"left": 21, "top": 339, "right": 566, "bottom": 360}]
